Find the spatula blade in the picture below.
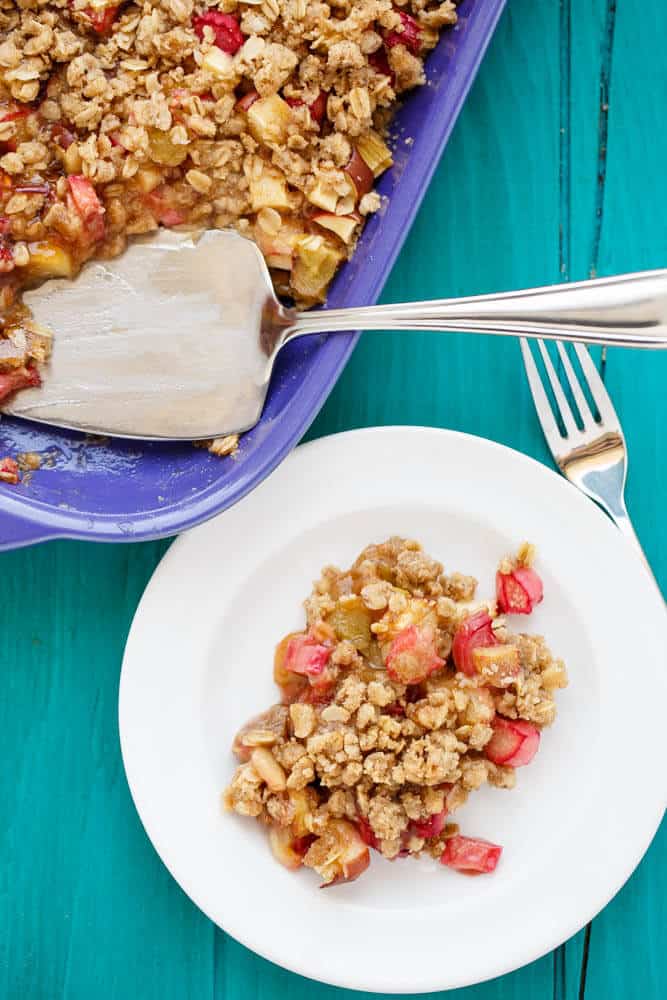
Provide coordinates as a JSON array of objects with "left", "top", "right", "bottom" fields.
[{"left": 5, "top": 229, "right": 275, "bottom": 440}]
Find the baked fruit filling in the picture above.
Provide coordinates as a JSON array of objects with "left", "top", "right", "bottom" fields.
[
  {"left": 224, "top": 537, "right": 568, "bottom": 886},
  {"left": 0, "top": 0, "right": 462, "bottom": 413}
]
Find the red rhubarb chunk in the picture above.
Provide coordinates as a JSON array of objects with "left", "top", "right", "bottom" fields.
[
  {"left": 411, "top": 807, "right": 448, "bottom": 840},
  {"left": 357, "top": 817, "right": 379, "bottom": 850},
  {"left": 0, "top": 365, "right": 40, "bottom": 404},
  {"left": 285, "top": 633, "right": 332, "bottom": 678},
  {"left": 67, "top": 175, "right": 105, "bottom": 242},
  {"left": 0, "top": 456, "right": 20, "bottom": 484},
  {"left": 321, "top": 820, "right": 371, "bottom": 886},
  {"left": 0, "top": 105, "right": 30, "bottom": 125},
  {"left": 83, "top": 4, "right": 119, "bottom": 33},
  {"left": 385, "top": 625, "right": 444, "bottom": 685},
  {"left": 385, "top": 11, "right": 421, "bottom": 54},
  {"left": 368, "top": 48, "right": 395, "bottom": 84},
  {"left": 308, "top": 91, "right": 327, "bottom": 124},
  {"left": 485, "top": 716, "right": 540, "bottom": 767},
  {"left": 441, "top": 835, "right": 502, "bottom": 874},
  {"left": 236, "top": 89, "right": 260, "bottom": 112},
  {"left": 496, "top": 567, "right": 544, "bottom": 614},
  {"left": 296, "top": 682, "right": 334, "bottom": 705},
  {"left": 285, "top": 91, "right": 327, "bottom": 124},
  {"left": 14, "top": 182, "right": 51, "bottom": 196},
  {"left": 292, "top": 834, "right": 316, "bottom": 856},
  {"left": 193, "top": 11, "right": 244, "bottom": 54},
  {"left": 51, "top": 124, "right": 77, "bottom": 150},
  {"left": 452, "top": 609, "right": 499, "bottom": 676},
  {"left": 144, "top": 187, "right": 186, "bottom": 227}
]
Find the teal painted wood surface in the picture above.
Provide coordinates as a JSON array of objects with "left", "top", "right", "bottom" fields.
[{"left": 1, "top": 1, "right": 665, "bottom": 998}]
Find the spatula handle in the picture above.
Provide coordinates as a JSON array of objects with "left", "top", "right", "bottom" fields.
[{"left": 288, "top": 270, "right": 667, "bottom": 349}]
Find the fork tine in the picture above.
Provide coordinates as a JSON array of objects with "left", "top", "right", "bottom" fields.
[
  {"left": 520, "top": 339, "right": 562, "bottom": 445},
  {"left": 572, "top": 343, "right": 622, "bottom": 429},
  {"left": 536, "top": 340, "right": 579, "bottom": 437},
  {"left": 555, "top": 342, "right": 595, "bottom": 427}
]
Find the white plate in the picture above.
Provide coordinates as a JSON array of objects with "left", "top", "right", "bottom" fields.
[{"left": 119, "top": 426, "right": 666, "bottom": 993}]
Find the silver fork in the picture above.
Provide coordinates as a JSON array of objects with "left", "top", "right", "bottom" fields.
[{"left": 521, "top": 338, "right": 662, "bottom": 594}]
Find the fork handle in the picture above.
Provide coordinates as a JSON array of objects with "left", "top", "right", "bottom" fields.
[
  {"left": 612, "top": 507, "right": 664, "bottom": 598},
  {"left": 290, "top": 270, "right": 667, "bottom": 349}
]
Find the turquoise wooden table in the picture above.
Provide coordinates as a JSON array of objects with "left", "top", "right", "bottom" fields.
[{"left": 1, "top": 1, "right": 665, "bottom": 997}]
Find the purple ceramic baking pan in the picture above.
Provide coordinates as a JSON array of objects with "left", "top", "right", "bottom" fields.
[{"left": 0, "top": 0, "right": 505, "bottom": 550}]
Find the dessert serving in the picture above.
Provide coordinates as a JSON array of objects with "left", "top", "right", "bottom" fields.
[
  {"left": 0, "top": 0, "right": 463, "bottom": 411},
  {"left": 224, "top": 536, "right": 568, "bottom": 886}
]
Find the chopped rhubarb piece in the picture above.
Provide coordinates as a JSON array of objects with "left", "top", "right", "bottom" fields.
[
  {"left": 384, "top": 624, "right": 444, "bottom": 684},
  {"left": 193, "top": 11, "right": 244, "bottom": 55},
  {"left": 441, "top": 835, "right": 502, "bottom": 874},
  {"left": 496, "top": 567, "right": 544, "bottom": 615},
  {"left": 25, "top": 239, "right": 75, "bottom": 280},
  {"left": 284, "top": 633, "right": 331, "bottom": 677},
  {"left": 0, "top": 365, "right": 40, "bottom": 404},
  {"left": 144, "top": 187, "right": 186, "bottom": 227},
  {"left": 312, "top": 212, "right": 359, "bottom": 245},
  {"left": 14, "top": 182, "right": 51, "bottom": 196},
  {"left": 160, "top": 207, "right": 185, "bottom": 227},
  {"left": 296, "top": 682, "right": 334, "bottom": 705},
  {"left": 80, "top": 4, "right": 119, "bottom": 34},
  {"left": 471, "top": 644, "right": 520, "bottom": 685},
  {"left": 236, "top": 89, "right": 260, "bottom": 112},
  {"left": 314, "top": 820, "right": 370, "bottom": 886},
  {"left": 452, "top": 609, "right": 499, "bottom": 676},
  {"left": 308, "top": 90, "right": 327, "bottom": 124},
  {"left": 384, "top": 10, "right": 422, "bottom": 54},
  {"left": 0, "top": 456, "right": 20, "bottom": 485},
  {"left": 357, "top": 817, "right": 379, "bottom": 850},
  {"left": 51, "top": 123, "right": 76, "bottom": 150},
  {"left": 384, "top": 700, "right": 405, "bottom": 717},
  {"left": 368, "top": 48, "right": 395, "bottom": 84},
  {"left": 0, "top": 105, "right": 30, "bottom": 124},
  {"left": 286, "top": 91, "right": 327, "bottom": 124},
  {"left": 67, "top": 175, "right": 105, "bottom": 242},
  {"left": 292, "top": 834, "right": 316, "bottom": 856},
  {"left": 344, "top": 147, "right": 374, "bottom": 199},
  {"left": 268, "top": 825, "right": 303, "bottom": 871},
  {"left": 412, "top": 807, "right": 448, "bottom": 840},
  {"left": 485, "top": 716, "right": 540, "bottom": 767}
]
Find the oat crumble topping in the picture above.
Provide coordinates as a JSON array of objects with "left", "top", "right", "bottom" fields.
[
  {"left": 224, "top": 537, "right": 568, "bottom": 884},
  {"left": 0, "top": 0, "right": 461, "bottom": 431}
]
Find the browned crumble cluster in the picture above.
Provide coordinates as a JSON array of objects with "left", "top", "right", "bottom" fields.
[
  {"left": 224, "top": 537, "right": 568, "bottom": 885},
  {"left": 0, "top": 0, "right": 461, "bottom": 418}
]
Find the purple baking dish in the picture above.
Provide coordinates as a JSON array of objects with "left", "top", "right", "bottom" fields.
[{"left": 0, "top": 0, "right": 505, "bottom": 550}]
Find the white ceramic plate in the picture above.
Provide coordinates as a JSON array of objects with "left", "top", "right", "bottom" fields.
[{"left": 119, "top": 426, "right": 666, "bottom": 993}]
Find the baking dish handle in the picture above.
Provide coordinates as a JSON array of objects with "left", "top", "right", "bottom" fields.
[{"left": 0, "top": 504, "right": 60, "bottom": 551}]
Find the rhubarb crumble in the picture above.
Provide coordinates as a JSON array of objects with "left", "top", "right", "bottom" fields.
[
  {"left": 0, "top": 0, "right": 462, "bottom": 415},
  {"left": 223, "top": 537, "right": 568, "bottom": 885}
]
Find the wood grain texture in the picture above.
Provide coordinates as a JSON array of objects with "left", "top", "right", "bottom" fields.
[{"left": 1, "top": 1, "right": 665, "bottom": 998}]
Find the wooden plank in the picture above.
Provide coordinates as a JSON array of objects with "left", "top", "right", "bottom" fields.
[
  {"left": 0, "top": 539, "right": 220, "bottom": 1000},
  {"left": 567, "top": 2, "right": 667, "bottom": 995},
  {"left": 2, "top": 0, "right": 665, "bottom": 998}
]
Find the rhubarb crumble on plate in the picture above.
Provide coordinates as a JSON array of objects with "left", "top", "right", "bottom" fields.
[
  {"left": 224, "top": 537, "right": 568, "bottom": 886},
  {"left": 0, "top": 0, "right": 462, "bottom": 422}
]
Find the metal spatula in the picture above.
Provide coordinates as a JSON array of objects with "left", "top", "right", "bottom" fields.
[{"left": 7, "top": 229, "right": 667, "bottom": 440}]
